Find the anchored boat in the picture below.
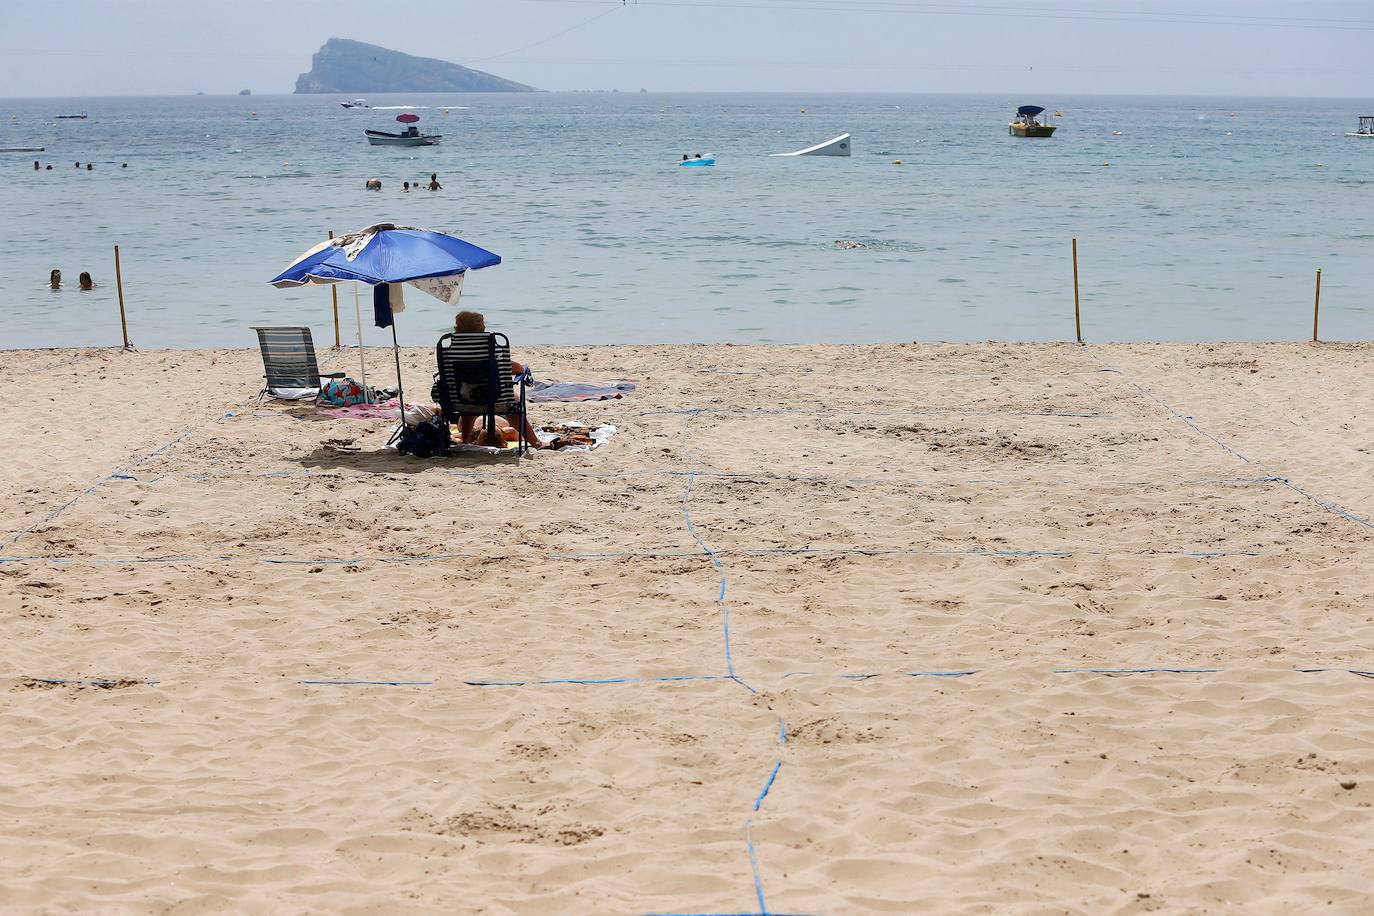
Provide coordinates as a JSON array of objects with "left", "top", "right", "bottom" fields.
[
  {"left": 366, "top": 113, "right": 440, "bottom": 147},
  {"left": 365, "top": 126, "right": 441, "bottom": 146},
  {"left": 1009, "top": 106, "right": 1056, "bottom": 138},
  {"left": 341, "top": 98, "right": 370, "bottom": 109},
  {"left": 1345, "top": 116, "right": 1374, "bottom": 138},
  {"left": 770, "top": 133, "right": 851, "bottom": 157}
]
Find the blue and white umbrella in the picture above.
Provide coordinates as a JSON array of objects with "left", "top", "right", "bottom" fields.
[
  {"left": 270, "top": 223, "right": 500, "bottom": 289},
  {"left": 269, "top": 224, "right": 501, "bottom": 421}
]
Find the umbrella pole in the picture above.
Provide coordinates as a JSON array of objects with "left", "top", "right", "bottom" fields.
[
  {"left": 353, "top": 284, "right": 370, "bottom": 402},
  {"left": 391, "top": 322, "right": 406, "bottom": 428}
]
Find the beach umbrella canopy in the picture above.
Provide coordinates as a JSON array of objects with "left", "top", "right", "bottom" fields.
[
  {"left": 269, "top": 224, "right": 500, "bottom": 289},
  {"left": 268, "top": 224, "right": 502, "bottom": 426},
  {"left": 396, "top": 113, "right": 420, "bottom": 124}
]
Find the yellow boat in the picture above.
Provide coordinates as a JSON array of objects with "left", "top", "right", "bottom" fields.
[{"left": 1009, "top": 105, "right": 1056, "bottom": 138}]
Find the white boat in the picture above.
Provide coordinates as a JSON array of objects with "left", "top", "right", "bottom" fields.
[
  {"left": 365, "top": 127, "right": 441, "bottom": 147},
  {"left": 341, "top": 98, "right": 370, "bottom": 109},
  {"left": 1345, "top": 115, "right": 1374, "bottom": 138},
  {"left": 771, "top": 133, "right": 851, "bottom": 157}
]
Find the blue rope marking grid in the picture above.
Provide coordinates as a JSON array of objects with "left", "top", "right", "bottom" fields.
[
  {"left": 1096, "top": 362, "right": 1374, "bottom": 538},
  {"left": 682, "top": 471, "right": 754, "bottom": 693},
  {"left": 300, "top": 680, "right": 434, "bottom": 686},
  {"left": 8, "top": 350, "right": 1369, "bottom": 915},
  {"left": 11, "top": 668, "right": 1374, "bottom": 689},
  {"left": 10, "top": 678, "right": 162, "bottom": 687},
  {"left": 641, "top": 407, "right": 1112, "bottom": 420},
  {"left": 0, "top": 543, "right": 1275, "bottom": 569},
  {"left": 1268, "top": 476, "right": 1374, "bottom": 533},
  {"left": 1095, "top": 367, "right": 1251, "bottom": 463},
  {"left": 1, "top": 427, "right": 200, "bottom": 550}
]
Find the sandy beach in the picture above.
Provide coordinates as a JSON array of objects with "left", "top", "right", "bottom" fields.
[{"left": 2, "top": 341, "right": 1372, "bottom": 914}]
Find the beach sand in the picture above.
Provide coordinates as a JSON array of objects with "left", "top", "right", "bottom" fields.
[{"left": 2, "top": 341, "right": 1372, "bottom": 914}]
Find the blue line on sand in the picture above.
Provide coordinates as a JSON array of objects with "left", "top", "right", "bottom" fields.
[
  {"left": 300, "top": 680, "right": 434, "bottom": 686},
  {"left": 1052, "top": 667, "right": 1222, "bottom": 675},
  {"left": 19, "top": 678, "right": 160, "bottom": 686}
]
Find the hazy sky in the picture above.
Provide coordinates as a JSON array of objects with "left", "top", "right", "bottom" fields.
[{"left": 2, "top": 0, "right": 1372, "bottom": 97}]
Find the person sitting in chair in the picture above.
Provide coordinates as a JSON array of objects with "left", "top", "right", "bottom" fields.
[{"left": 451, "top": 310, "right": 557, "bottom": 449}]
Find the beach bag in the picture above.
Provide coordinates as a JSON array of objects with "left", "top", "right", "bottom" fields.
[
  {"left": 394, "top": 418, "right": 446, "bottom": 458},
  {"left": 318, "top": 377, "right": 369, "bottom": 407}
]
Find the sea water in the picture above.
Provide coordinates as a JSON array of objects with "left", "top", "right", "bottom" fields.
[{"left": 1, "top": 92, "right": 1370, "bottom": 349}]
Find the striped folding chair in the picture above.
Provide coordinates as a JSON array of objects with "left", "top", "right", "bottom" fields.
[
  {"left": 250, "top": 326, "right": 344, "bottom": 402},
  {"left": 433, "top": 332, "right": 531, "bottom": 455}
]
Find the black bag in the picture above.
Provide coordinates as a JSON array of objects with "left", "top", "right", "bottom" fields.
[{"left": 394, "top": 419, "right": 446, "bottom": 458}]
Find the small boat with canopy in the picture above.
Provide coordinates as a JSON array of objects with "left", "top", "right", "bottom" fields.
[
  {"left": 1009, "top": 105, "right": 1056, "bottom": 138},
  {"left": 366, "top": 113, "right": 441, "bottom": 147},
  {"left": 1345, "top": 116, "right": 1374, "bottom": 138}
]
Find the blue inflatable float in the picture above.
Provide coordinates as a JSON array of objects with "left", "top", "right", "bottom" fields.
[{"left": 680, "top": 157, "right": 716, "bottom": 167}]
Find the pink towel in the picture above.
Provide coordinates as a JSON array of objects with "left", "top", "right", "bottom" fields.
[{"left": 316, "top": 398, "right": 416, "bottom": 420}]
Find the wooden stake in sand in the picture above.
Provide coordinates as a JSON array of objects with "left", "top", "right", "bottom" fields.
[
  {"left": 328, "top": 230, "right": 340, "bottom": 349},
  {"left": 352, "top": 284, "right": 370, "bottom": 401},
  {"left": 1312, "top": 268, "right": 1323, "bottom": 343},
  {"left": 113, "top": 244, "right": 131, "bottom": 350},
  {"left": 1072, "top": 238, "right": 1082, "bottom": 344}
]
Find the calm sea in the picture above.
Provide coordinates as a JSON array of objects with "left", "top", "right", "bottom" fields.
[{"left": 1, "top": 92, "right": 1370, "bottom": 348}]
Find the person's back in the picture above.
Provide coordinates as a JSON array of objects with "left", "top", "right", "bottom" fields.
[{"left": 447, "top": 311, "right": 549, "bottom": 449}]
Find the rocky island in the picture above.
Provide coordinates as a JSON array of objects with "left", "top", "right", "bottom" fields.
[{"left": 294, "top": 38, "right": 535, "bottom": 94}]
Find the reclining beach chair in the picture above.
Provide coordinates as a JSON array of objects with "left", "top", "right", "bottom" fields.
[
  {"left": 250, "top": 326, "right": 344, "bottom": 402},
  {"left": 433, "top": 331, "right": 532, "bottom": 456}
]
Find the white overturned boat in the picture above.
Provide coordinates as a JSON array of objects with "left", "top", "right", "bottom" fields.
[{"left": 771, "top": 133, "right": 851, "bottom": 157}]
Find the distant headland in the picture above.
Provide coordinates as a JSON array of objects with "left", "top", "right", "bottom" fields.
[{"left": 294, "top": 38, "right": 536, "bottom": 94}]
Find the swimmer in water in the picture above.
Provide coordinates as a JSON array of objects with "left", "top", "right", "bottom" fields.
[
  {"left": 85, "top": 162, "right": 92, "bottom": 171},
  {"left": 79, "top": 272, "right": 96, "bottom": 290},
  {"left": 121, "top": 162, "right": 128, "bottom": 168},
  {"left": 428, "top": 172, "right": 442, "bottom": 191},
  {"left": 402, "top": 181, "right": 410, "bottom": 193},
  {"left": 33, "top": 160, "right": 39, "bottom": 170},
  {"left": 45, "top": 164, "right": 52, "bottom": 170},
  {"left": 50, "top": 269, "right": 62, "bottom": 290}
]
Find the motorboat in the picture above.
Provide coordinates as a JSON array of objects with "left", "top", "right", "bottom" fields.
[
  {"left": 365, "top": 125, "right": 441, "bottom": 146},
  {"left": 770, "top": 133, "right": 851, "bottom": 157},
  {"left": 1345, "top": 116, "right": 1374, "bottom": 138},
  {"left": 1009, "top": 106, "right": 1056, "bottom": 137},
  {"left": 341, "top": 98, "right": 370, "bottom": 109},
  {"left": 54, "top": 112, "right": 88, "bottom": 120},
  {"left": 0, "top": 146, "right": 45, "bottom": 152}
]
